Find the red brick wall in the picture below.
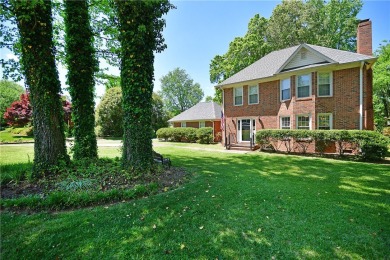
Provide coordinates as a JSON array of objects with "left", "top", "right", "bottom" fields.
[
  {"left": 222, "top": 66, "right": 373, "bottom": 145},
  {"left": 357, "top": 20, "right": 372, "bottom": 56}
]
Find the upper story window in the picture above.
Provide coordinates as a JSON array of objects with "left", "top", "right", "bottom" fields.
[
  {"left": 317, "top": 113, "right": 332, "bottom": 130},
  {"left": 234, "top": 87, "right": 243, "bottom": 106},
  {"left": 181, "top": 122, "right": 186, "bottom": 128},
  {"left": 296, "top": 74, "right": 311, "bottom": 98},
  {"left": 199, "top": 121, "right": 205, "bottom": 128},
  {"left": 248, "top": 85, "right": 259, "bottom": 105},
  {"left": 318, "top": 72, "right": 333, "bottom": 97},
  {"left": 280, "top": 78, "right": 291, "bottom": 101},
  {"left": 280, "top": 116, "right": 291, "bottom": 129},
  {"left": 296, "top": 115, "right": 311, "bottom": 130}
]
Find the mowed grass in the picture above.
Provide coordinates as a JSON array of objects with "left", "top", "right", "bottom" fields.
[
  {"left": 1, "top": 144, "right": 389, "bottom": 259},
  {"left": 0, "top": 129, "right": 34, "bottom": 143}
]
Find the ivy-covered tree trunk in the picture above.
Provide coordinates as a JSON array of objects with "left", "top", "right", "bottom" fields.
[
  {"left": 64, "top": 0, "right": 98, "bottom": 160},
  {"left": 13, "top": 0, "right": 69, "bottom": 177},
  {"left": 114, "top": 0, "right": 172, "bottom": 172}
]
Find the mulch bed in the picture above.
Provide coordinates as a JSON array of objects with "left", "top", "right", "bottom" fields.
[{"left": 1, "top": 167, "right": 189, "bottom": 200}]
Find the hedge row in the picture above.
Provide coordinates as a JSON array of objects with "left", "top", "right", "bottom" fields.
[
  {"left": 156, "top": 127, "right": 214, "bottom": 144},
  {"left": 256, "top": 130, "right": 390, "bottom": 161}
]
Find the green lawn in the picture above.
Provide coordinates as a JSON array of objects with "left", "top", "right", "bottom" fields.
[
  {"left": 0, "top": 129, "right": 34, "bottom": 143},
  {"left": 1, "top": 144, "right": 389, "bottom": 259}
]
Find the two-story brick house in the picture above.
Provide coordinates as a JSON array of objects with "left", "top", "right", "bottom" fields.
[{"left": 217, "top": 19, "right": 376, "bottom": 147}]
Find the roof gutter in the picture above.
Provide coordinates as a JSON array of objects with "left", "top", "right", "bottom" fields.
[{"left": 359, "top": 61, "right": 364, "bottom": 130}]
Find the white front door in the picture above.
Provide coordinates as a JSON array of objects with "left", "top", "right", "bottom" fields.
[{"left": 237, "top": 119, "right": 256, "bottom": 142}]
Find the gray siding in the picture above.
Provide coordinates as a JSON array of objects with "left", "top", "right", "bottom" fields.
[{"left": 284, "top": 48, "right": 326, "bottom": 70}]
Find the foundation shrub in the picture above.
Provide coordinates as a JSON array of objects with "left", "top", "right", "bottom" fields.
[{"left": 256, "top": 130, "right": 389, "bottom": 161}]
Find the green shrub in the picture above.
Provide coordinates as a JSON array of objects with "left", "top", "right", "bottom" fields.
[
  {"left": 255, "top": 129, "right": 390, "bottom": 161},
  {"left": 350, "top": 130, "right": 390, "bottom": 161},
  {"left": 171, "top": 128, "right": 185, "bottom": 142},
  {"left": 156, "top": 127, "right": 214, "bottom": 144},
  {"left": 156, "top": 127, "right": 170, "bottom": 141},
  {"left": 196, "top": 127, "right": 213, "bottom": 144},
  {"left": 182, "top": 127, "right": 197, "bottom": 142}
]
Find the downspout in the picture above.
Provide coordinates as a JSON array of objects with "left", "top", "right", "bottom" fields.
[
  {"left": 212, "top": 120, "right": 215, "bottom": 141},
  {"left": 359, "top": 61, "right": 364, "bottom": 130},
  {"left": 222, "top": 88, "right": 226, "bottom": 146}
]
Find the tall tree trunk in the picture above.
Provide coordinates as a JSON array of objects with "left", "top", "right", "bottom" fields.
[
  {"left": 13, "top": 0, "right": 69, "bottom": 177},
  {"left": 64, "top": 0, "right": 98, "bottom": 160},
  {"left": 114, "top": 0, "right": 172, "bottom": 172},
  {"left": 116, "top": 1, "right": 154, "bottom": 172}
]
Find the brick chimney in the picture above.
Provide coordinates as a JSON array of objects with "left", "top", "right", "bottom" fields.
[{"left": 357, "top": 19, "right": 372, "bottom": 56}]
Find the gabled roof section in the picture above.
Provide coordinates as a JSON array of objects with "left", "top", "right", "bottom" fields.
[
  {"left": 277, "top": 44, "right": 335, "bottom": 73},
  {"left": 217, "top": 43, "right": 376, "bottom": 88},
  {"left": 218, "top": 45, "right": 299, "bottom": 86},
  {"left": 168, "top": 101, "right": 222, "bottom": 122}
]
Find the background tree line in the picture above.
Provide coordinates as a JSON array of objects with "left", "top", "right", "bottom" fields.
[{"left": 1, "top": 0, "right": 173, "bottom": 176}]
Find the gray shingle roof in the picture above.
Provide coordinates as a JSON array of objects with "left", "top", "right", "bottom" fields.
[
  {"left": 168, "top": 102, "right": 222, "bottom": 122},
  {"left": 218, "top": 43, "right": 375, "bottom": 87}
]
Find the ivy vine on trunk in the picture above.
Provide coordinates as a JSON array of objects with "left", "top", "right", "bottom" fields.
[
  {"left": 12, "top": 0, "right": 69, "bottom": 177},
  {"left": 64, "top": 0, "right": 98, "bottom": 160},
  {"left": 114, "top": 0, "right": 173, "bottom": 172}
]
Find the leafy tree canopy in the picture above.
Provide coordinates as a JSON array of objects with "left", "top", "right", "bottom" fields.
[
  {"left": 95, "top": 87, "right": 123, "bottom": 137},
  {"left": 373, "top": 42, "right": 390, "bottom": 129},
  {"left": 3, "top": 93, "right": 32, "bottom": 127},
  {"left": 160, "top": 67, "right": 204, "bottom": 115},
  {"left": 0, "top": 80, "right": 24, "bottom": 125}
]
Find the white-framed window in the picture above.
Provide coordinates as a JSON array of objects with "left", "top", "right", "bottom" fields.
[
  {"left": 280, "top": 78, "right": 291, "bottom": 101},
  {"left": 317, "top": 113, "right": 333, "bottom": 130},
  {"left": 280, "top": 116, "right": 291, "bottom": 129},
  {"left": 296, "top": 115, "right": 311, "bottom": 130},
  {"left": 248, "top": 85, "right": 259, "bottom": 105},
  {"left": 317, "top": 72, "right": 333, "bottom": 97},
  {"left": 296, "top": 74, "right": 311, "bottom": 98},
  {"left": 199, "top": 121, "right": 205, "bottom": 128},
  {"left": 234, "top": 86, "right": 243, "bottom": 106},
  {"left": 181, "top": 122, "right": 186, "bottom": 127}
]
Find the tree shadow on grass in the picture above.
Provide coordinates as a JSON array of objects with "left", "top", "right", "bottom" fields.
[{"left": 1, "top": 149, "right": 389, "bottom": 259}]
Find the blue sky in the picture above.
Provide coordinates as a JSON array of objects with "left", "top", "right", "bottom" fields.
[
  {"left": 1, "top": 0, "right": 389, "bottom": 103},
  {"left": 152, "top": 0, "right": 390, "bottom": 100}
]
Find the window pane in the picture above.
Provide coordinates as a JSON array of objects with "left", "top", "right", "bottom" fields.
[
  {"left": 298, "top": 75, "right": 310, "bottom": 87},
  {"left": 298, "top": 85, "right": 310, "bottom": 98},
  {"left": 297, "top": 74, "right": 310, "bottom": 98},
  {"left": 281, "top": 79, "right": 290, "bottom": 100},
  {"left": 319, "top": 84, "right": 330, "bottom": 96},
  {"left": 249, "top": 94, "right": 258, "bottom": 104},
  {"left": 318, "top": 73, "right": 331, "bottom": 96},
  {"left": 235, "top": 96, "right": 242, "bottom": 105},
  {"left": 282, "top": 89, "right": 290, "bottom": 100},
  {"left": 319, "top": 73, "right": 330, "bottom": 84},
  {"left": 234, "top": 87, "right": 243, "bottom": 105},
  {"left": 235, "top": 87, "right": 242, "bottom": 96},
  {"left": 249, "top": 86, "right": 258, "bottom": 95},
  {"left": 281, "top": 79, "right": 290, "bottom": 90},
  {"left": 297, "top": 115, "right": 310, "bottom": 129},
  {"left": 281, "top": 117, "right": 290, "bottom": 129},
  {"left": 318, "top": 114, "right": 331, "bottom": 130}
]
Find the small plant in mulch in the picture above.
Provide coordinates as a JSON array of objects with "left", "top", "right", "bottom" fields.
[{"left": 1, "top": 158, "right": 189, "bottom": 212}]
